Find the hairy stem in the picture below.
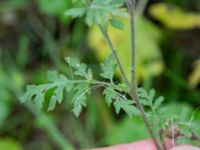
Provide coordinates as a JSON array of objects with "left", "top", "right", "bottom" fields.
[
  {"left": 127, "top": 0, "right": 163, "bottom": 149},
  {"left": 98, "top": 1, "right": 163, "bottom": 149},
  {"left": 129, "top": 0, "right": 136, "bottom": 89}
]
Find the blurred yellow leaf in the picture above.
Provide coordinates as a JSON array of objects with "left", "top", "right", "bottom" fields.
[
  {"left": 149, "top": 3, "right": 200, "bottom": 29},
  {"left": 88, "top": 16, "right": 164, "bottom": 81},
  {"left": 189, "top": 59, "right": 200, "bottom": 88}
]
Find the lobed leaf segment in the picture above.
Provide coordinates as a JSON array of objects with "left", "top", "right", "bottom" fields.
[{"left": 137, "top": 88, "right": 164, "bottom": 113}]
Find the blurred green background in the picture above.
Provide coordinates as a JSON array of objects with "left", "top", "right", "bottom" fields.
[{"left": 0, "top": 0, "right": 200, "bottom": 149}]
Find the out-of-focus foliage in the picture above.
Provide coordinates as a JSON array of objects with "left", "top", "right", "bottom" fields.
[
  {"left": 20, "top": 57, "right": 94, "bottom": 117},
  {"left": 88, "top": 16, "right": 164, "bottom": 81},
  {"left": 149, "top": 3, "right": 200, "bottom": 29},
  {"left": 189, "top": 59, "right": 200, "bottom": 88},
  {"left": 163, "top": 103, "right": 200, "bottom": 147},
  {"left": 104, "top": 103, "right": 200, "bottom": 147},
  {"left": 37, "top": 0, "right": 74, "bottom": 23},
  {"left": 0, "top": 0, "right": 200, "bottom": 149},
  {"left": 0, "top": 68, "right": 11, "bottom": 127},
  {"left": 0, "top": 0, "right": 28, "bottom": 11},
  {"left": 104, "top": 117, "right": 148, "bottom": 144},
  {"left": 0, "top": 138, "right": 22, "bottom": 150},
  {"left": 37, "top": 0, "right": 71, "bottom": 16}
]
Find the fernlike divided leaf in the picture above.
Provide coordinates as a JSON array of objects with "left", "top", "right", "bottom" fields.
[
  {"left": 100, "top": 55, "right": 139, "bottom": 117},
  {"left": 20, "top": 57, "right": 94, "bottom": 117},
  {"left": 137, "top": 88, "right": 164, "bottom": 112},
  {"left": 65, "top": 0, "right": 128, "bottom": 29},
  {"left": 100, "top": 55, "right": 116, "bottom": 82},
  {"left": 114, "top": 99, "right": 139, "bottom": 118},
  {"left": 20, "top": 71, "right": 70, "bottom": 110},
  {"left": 72, "top": 83, "right": 90, "bottom": 117},
  {"left": 103, "top": 86, "right": 118, "bottom": 107},
  {"left": 103, "top": 85, "right": 139, "bottom": 117},
  {"left": 65, "top": 57, "right": 93, "bottom": 80}
]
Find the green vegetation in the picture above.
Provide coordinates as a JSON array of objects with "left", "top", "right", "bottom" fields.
[{"left": 0, "top": 0, "right": 200, "bottom": 149}]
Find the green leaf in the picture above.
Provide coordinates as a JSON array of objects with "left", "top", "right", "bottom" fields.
[
  {"left": 137, "top": 88, "right": 152, "bottom": 106},
  {"left": 66, "top": 1, "right": 128, "bottom": 27},
  {"left": 48, "top": 85, "right": 65, "bottom": 111},
  {"left": 153, "top": 96, "right": 164, "bottom": 110},
  {"left": 114, "top": 100, "right": 139, "bottom": 117},
  {"left": 137, "top": 87, "right": 164, "bottom": 112},
  {"left": 149, "top": 89, "right": 155, "bottom": 103},
  {"left": 85, "top": 8, "right": 95, "bottom": 26},
  {"left": 65, "top": 8, "right": 86, "bottom": 18},
  {"left": 103, "top": 83, "right": 139, "bottom": 117},
  {"left": 65, "top": 57, "right": 93, "bottom": 80},
  {"left": 20, "top": 73, "right": 70, "bottom": 110},
  {"left": 109, "top": 18, "right": 124, "bottom": 29},
  {"left": 100, "top": 55, "right": 116, "bottom": 81},
  {"left": 34, "top": 91, "right": 45, "bottom": 109},
  {"left": 20, "top": 57, "right": 95, "bottom": 117},
  {"left": 72, "top": 83, "right": 89, "bottom": 117},
  {"left": 103, "top": 86, "right": 118, "bottom": 106}
]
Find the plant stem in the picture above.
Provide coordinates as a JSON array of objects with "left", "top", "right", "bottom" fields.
[
  {"left": 99, "top": 24, "right": 162, "bottom": 150},
  {"left": 98, "top": 24, "right": 130, "bottom": 86},
  {"left": 98, "top": 1, "right": 163, "bottom": 149},
  {"left": 129, "top": 0, "right": 136, "bottom": 89},
  {"left": 127, "top": 0, "right": 163, "bottom": 149},
  {"left": 130, "top": 90, "right": 163, "bottom": 150}
]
